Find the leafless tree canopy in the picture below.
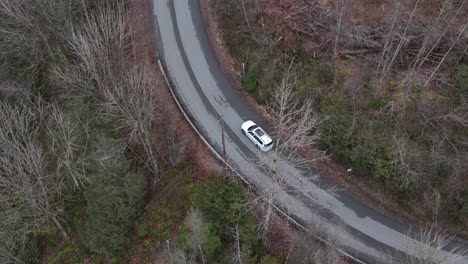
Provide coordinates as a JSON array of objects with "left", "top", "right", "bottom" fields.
[
  {"left": 0, "top": 0, "right": 79, "bottom": 86},
  {"left": 388, "top": 225, "right": 468, "bottom": 264},
  {"left": 51, "top": 0, "right": 129, "bottom": 98},
  {"left": 50, "top": 0, "right": 160, "bottom": 174},
  {"left": 249, "top": 65, "right": 330, "bottom": 241},
  {"left": 100, "top": 65, "right": 160, "bottom": 173},
  {"left": 0, "top": 0, "right": 164, "bottom": 261},
  {"left": 268, "top": 70, "right": 322, "bottom": 157},
  {"left": 0, "top": 99, "right": 84, "bottom": 262}
]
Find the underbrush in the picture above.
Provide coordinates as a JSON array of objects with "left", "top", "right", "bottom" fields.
[
  {"left": 126, "top": 173, "right": 284, "bottom": 263},
  {"left": 213, "top": 0, "right": 468, "bottom": 228},
  {"left": 176, "top": 178, "right": 282, "bottom": 263}
]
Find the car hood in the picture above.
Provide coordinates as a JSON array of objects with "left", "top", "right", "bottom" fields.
[{"left": 241, "top": 120, "right": 256, "bottom": 130}]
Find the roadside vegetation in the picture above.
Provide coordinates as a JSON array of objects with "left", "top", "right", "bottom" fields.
[
  {"left": 211, "top": 0, "right": 468, "bottom": 233},
  {"left": 0, "top": 0, "right": 157, "bottom": 262},
  {"left": 0, "top": 0, "right": 347, "bottom": 263},
  {"left": 2, "top": 0, "right": 464, "bottom": 262}
]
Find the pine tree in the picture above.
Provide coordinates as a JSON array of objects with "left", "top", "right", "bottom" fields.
[{"left": 80, "top": 139, "right": 146, "bottom": 256}]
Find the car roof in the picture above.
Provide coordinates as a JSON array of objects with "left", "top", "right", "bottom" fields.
[
  {"left": 254, "top": 128, "right": 265, "bottom": 137},
  {"left": 243, "top": 120, "right": 272, "bottom": 144},
  {"left": 254, "top": 128, "right": 272, "bottom": 144},
  {"left": 259, "top": 134, "right": 272, "bottom": 144}
]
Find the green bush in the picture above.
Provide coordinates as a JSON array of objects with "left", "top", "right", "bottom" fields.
[
  {"left": 304, "top": 72, "right": 320, "bottom": 98},
  {"left": 191, "top": 179, "right": 247, "bottom": 228},
  {"left": 319, "top": 93, "right": 397, "bottom": 182},
  {"left": 230, "top": 33, "right": 256, "bottom": 60},
  {"left": 178, "top": 209, "right": 223, "bottom": 260},
  {"left": 187, "top": 179, "right": 283, "bottom": 263},
  {"left": 293, "top": 48, "right": 317, "bottom": 65},
  {"left": 178, "top": 224, "right": 224, "bottom": 261},
  {"left": 367, "top": 99, "right": 387, "bottom": 110},
  {"left": 319, "top": 113, "right": 355, "bottom": 162},
  {"left": 317, "top": 62, "right": 335, "bottom": 85},
  {"left": 319, "top": 93, "right": 355, "bottom": 162},
  {"left": 79, "top": 143, "right": 147, "bottom": 256},
  {"left": 374, "top": 158, "right": 392, "bottom": 181},
  {"left": 244, "top": 63, "right": 260, "bottom": 95},
  {"left": 319, "top": 92, "right": 351, "bottom": 114},
  {"left": 350, "top": 137, "right": 377, "bottom": 176},
  {"left": 408, "top": 84, "right": 422, "bottom": 93}
]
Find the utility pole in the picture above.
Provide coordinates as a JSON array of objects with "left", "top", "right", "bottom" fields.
[
  {"left": 218, "top": 113, "right": 227, "bottom": 166},
  {"left": 221, "top": 117, "right": 226, "bottom": 164}
]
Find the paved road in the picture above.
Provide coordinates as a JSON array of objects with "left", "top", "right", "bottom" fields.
[{"left": 150, "top": 0, "right": 468, "bottom": 262}]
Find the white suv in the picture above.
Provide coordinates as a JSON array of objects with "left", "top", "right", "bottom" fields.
[{"left": 241, "top": 120, "right": 273, "bottom": 152}]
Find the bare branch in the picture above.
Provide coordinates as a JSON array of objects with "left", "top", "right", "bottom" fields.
[{"left": 389, "top": 225, "right": 468, "bottom": 264}]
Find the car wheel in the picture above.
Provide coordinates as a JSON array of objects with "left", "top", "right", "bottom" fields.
[{"left": 241, "top": 129, "right": 246, "bottom": 135}]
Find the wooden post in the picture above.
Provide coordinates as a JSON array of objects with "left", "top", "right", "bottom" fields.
[{"left": 221, "top": 114, "right": 227, "bottom": 164}]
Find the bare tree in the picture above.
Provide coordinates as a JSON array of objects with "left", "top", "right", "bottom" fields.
[
  {"left": 157, "top": 88, "right": 188, "bottom": 167},
  {"left": 424, "top": 21, "right": 468, "bottom": 86},
  {"left": 44, "top": 103, "right": 85, "bottom": 189},
  {"left": 252, "top": 169, "right": 283, "bottom": 239},
  {"left": 100, "top": 65, "right": 160, "bottom": 175},
  {"left": 403, "top": 0, "right": 451, "bottom": 86},
  {"left": 172, "top": 249, "right": 197, "bottom": 264},
  {"left": 0, "top": 81, "right": 31, "bottom": 102},
  {"left": 378, "top": 0, "right": 422, "bottom": 88},
  {"left": 232, "top": 224, "right": 244, "bottom": 264},
  {"left": 376, "top": 0, "right": 402, "bottom": 75},
  {"left": 166, "top": 122, "right": 188, "bottom": 167},
  {"left": 388, "top": 225, "right": 468, "bottom": 264},
  {"left": 0, "top": 0, "right": 77, "bottom": 86},
  {"left": 59, "top": 0, "right": 129, "bottom": 97},
  {"left": 333, "top": 0, "right": 347, "bottom": 86},
  {"left": 268, "top": 66, "right": 322, "bottom": 159},
  {"left": 415, "top": 2, "right": 466, "bottom": 78},
  {"left": 52, "top": 0, "right": 160, "bottom": 175},
  {"left": 392, "top": 135, "right": 423, "bottom": 189},
  {"left": 184, "top": 209, "right": 209, "bottom": 264},
  {"left": 252, "top": 63, "right": 327, "bottom": 238},
  {"left": 239, "top": 0, "right": 252, "bottom": 32},
  {"left": 378, "top": 0, "right": 467, "bottom": 89},
  {"left": 0, "top": 100, "right": 83, "bottom": 262},
  {"left": 286, "top": 222, "right": 346, "bottom": 264}
]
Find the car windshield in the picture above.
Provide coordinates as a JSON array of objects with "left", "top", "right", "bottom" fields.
[
  {"left": 248, "top": 125, "right": 258, "bottom": 131},
  {"left": 265, "top": 142, "right": 273, "bottom": 147},
  {"left": 255, "top": 128, "right": 265, "bottom": 137}
]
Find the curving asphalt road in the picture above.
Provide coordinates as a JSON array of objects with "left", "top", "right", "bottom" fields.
[{"left": 150, "top": 0, "right": 468, "bottom": 263}]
